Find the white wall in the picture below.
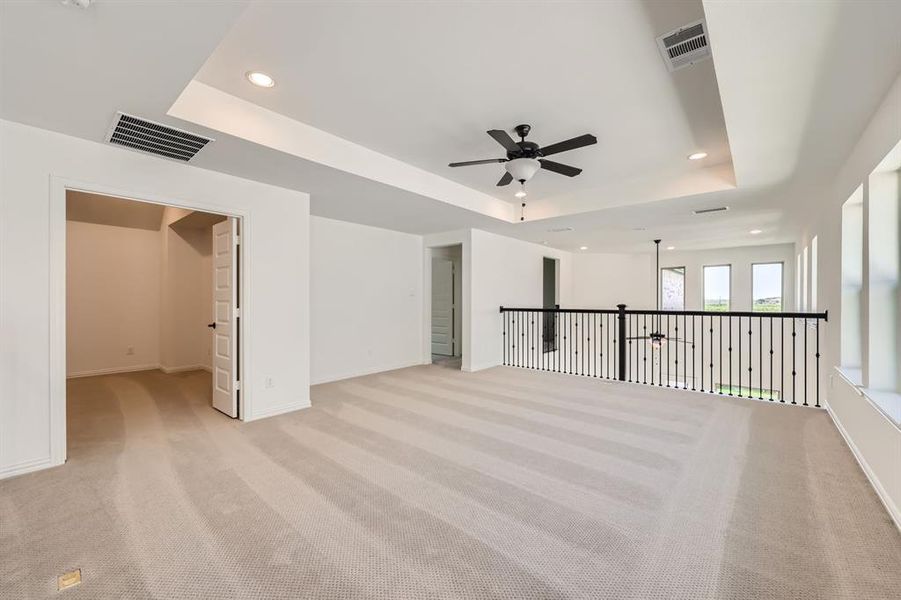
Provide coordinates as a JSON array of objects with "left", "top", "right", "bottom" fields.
[
  {"left": 67, "top": 208, "right": 214, "bottom": 378},
  {"left": 571, "top": 244, "right": 796, "bottom": 312},
  {"left": 799, "top": 73, "right": 901, "bottom": 528},
  {"left": 468, "top": 230, "right": 572, "bottom": 371},
  {"left": 66, "top": 220, "right": 161, "bottom": 376},
  {"left": 310, "top": 216, "right": 423, "bottom": 384},
  {"left": 571, "top": 253, "right": 653, "bottom": 309},
  {"left": 160, "top": 209, "right": 213, "bottom": 373},
  {"left": 0, "top": 119, "right": 310, "bottom": 479}
]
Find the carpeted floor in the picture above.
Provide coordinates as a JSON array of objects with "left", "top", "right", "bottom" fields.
[{"left": 1, "top": 366, "right": 899, "bottom": 599}]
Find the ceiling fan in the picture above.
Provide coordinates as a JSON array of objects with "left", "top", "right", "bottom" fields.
[
  {"left": 448, "top": 124, "right": 597, "bottom": 187},
  {"left": 628, "top": 239, "right": 691, "bottom": 347}
]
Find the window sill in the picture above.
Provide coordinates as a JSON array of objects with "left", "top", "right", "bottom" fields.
[{"left": 835, "top": 366, "right": 901, "bottom": 427}]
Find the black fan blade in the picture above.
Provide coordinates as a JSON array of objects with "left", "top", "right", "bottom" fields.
[
  {"left": 448, "top": 158, "right": 506, "bottom": 167},
  {"left": 497, "top": 172, "right": 513, "bottom": 186},
  {"left": 539, "top": 159, "right": 582, "bottom": 177},
  {"left": 540, "top": 133, "right": 597, "bottom": 157},
  {"left": 487, "top": 129, "right": 520, "bottom": 153}
]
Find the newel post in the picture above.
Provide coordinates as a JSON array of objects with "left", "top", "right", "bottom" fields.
[{"left": 617, "top": 304, "right": 627, "bottom": 381}]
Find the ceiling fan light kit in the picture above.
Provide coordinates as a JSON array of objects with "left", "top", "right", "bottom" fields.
[
  {"left": 506, "top": 158, "right": 541, "bottom": 183},
  {"left": 448, "top": 123, "right": 597, "bottom": 191}
]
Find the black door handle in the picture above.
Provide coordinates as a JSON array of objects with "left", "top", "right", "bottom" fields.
[{"left": 207, "top": 322, "right": 216, "bottom": 329}]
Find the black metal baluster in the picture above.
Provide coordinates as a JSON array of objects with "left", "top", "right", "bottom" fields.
[
  {"left": 502, "top": 310, "right": 506, "bottom": 366},
  {"left": 627, "top": 315, "right": 633, "bottom": 382},
  {"left": 709, "top": 317, "right": 714, "bottom": 393},
  {"left": 673, "top": 315, "right": 679, "bottom": 388},
  {"left": 635, "top": 315, "right": 640, "bottom": 383},
  {"left": 746, "top": 317, "right": 752, "bottom": 396},
  {"left": 803, "top": 317, "right": 808, "bottom": 406},
  {"left": 700, "top": 314, "right": 704, "bottom": 392},
  {"left": 815, "top": 317, "right": 821, "bottom": 408},
  {"left": 676, "top": 315, "right": 688, "bottom": 390},
  {"left": 769, "top": 316, "right": 774, "bottom": 401},
  {"left": 642, "top": 314, "right": 647, "bottom": 384},
  {"left": 780, "top": 317, "right": 785, "bottom": 403},
  {"left": 737, "top": 316, "right": 742, "bottom": 396},
  {"left": 692, "top": 315, "right": 696, "bottom": 390},
  {"left": 758, "top": 316, "right": 763, "bottom": 400},
  {"left": 600, "top": 314, "right": 605, "bottom": 378},
  {"left": 514, "top": 311, "right": 519, "bottom": 367},
  {"left": 719, "top": 315, "right": 723, "bottom": 395},
  {"left": 582, "top": 312, "right": 587, "bottom": 376},
  {"left": 791, "top": 318, "right": 797, "bottom": 405},
  {"left": 574, "top": 313, "right": 579, "bottom": 375},
  {"left": 656, "top": 315, "right": 661, "bottom": 386},
  {"left": 728, "top": 316, "right": 733, "bottom": 395}
]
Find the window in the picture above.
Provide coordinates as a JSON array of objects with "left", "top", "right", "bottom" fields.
[
  {"left": 810, "top": 236, "right": 818, "bottom": 311},
  {"left": 752, "top": 263, "right": 783, "bottom": 312},
  {"left": 802, "top": 246, "right": 809, "bottom": 310},
  {"left": 660, "top": 266, "right": 685, "bottom": 310},
  {"left": 703, "top": 265, "right": 730, "bottom": 311},
  {"left": 841, "top": 185, "right": 864, "bottom": 371}
]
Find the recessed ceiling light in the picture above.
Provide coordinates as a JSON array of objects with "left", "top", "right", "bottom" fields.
[
  {"left": 541, "top": 240, "right": 549, "bottom": 245},
  {"left": 579, "top": 246, "right": 588, "bottom": 251},
  {"left": 666, "top": 246, "right": 675, "bottom": 250},
  {"left": 246, "top": 71, "right": 275, "bottom": 88},
  {"left": 750, "top": 229, "right": 762, "bottom": 235},
  {"left": 688, "top": 152, "right": 708, "bottom": 160},
  {"left": 547, "top": 227, "right": 574, "bottom": 232}
]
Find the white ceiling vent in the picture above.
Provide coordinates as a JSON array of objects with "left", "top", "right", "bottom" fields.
[
  {"left": 106, "top": 112, "right": 212, "bottom": 162},
  {"left": 656, "top": 19, "right": 710, "bottom": 72}
]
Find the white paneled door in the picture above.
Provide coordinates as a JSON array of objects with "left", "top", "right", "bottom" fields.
[
  {"left": 431, "top": 258, "right": 454, "bottom": 356},
  {"left": 211, "top": 218, "right": 238, "bottom": 417}
]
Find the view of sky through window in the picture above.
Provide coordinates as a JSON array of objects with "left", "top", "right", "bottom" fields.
[
  {"left": 753, "top": 263, "right": 783, "bottom": 312},
  {"left": 704, "top": 265, "right": 730, "bottom": 311}
]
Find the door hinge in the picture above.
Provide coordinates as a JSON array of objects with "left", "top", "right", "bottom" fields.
[
  {"left": 234, "top": 233, "right": 241, "bottom": 246},
  {"left": 234, "top": 307, "right": 241, "bottom": 318},
  {"left": 235, "top": 380, "right": 240, "bottom": 391}
]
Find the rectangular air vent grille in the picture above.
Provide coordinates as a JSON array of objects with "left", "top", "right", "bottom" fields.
[
  {"left": 106, "top": 113, "right": 212, "bottom": 161},
  {"left": 656, "top": 19, "right": 711, "bottom": 72},
  {"left": 694, "top": 206, "right": 729, "bottom": 215}
]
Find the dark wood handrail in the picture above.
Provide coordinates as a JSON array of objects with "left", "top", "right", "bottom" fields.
[{"left": 500, "top": 305, "right": 828, "bottom": 321}]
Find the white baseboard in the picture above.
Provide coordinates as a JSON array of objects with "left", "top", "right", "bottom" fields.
[
  {"left": 159, "top": 364, "right": 210, "bottom": 374},
  {"left": 464, "top": 361, "right": 501, "bottom": 373},
  {"left": 0, "top": 456, "right": 57, "bottom": 480},
  {"left": 248, "top": 398, "right": 311, "bottom": 421},
  {"left": 68, "top": 364, "right": 212, "bottom": 378},
  {"left": 311, "top": 359, "right": 423, "bottom": 385},
  {"left": 66, "top": 363, "right": 159, "bottom": 379},
  {"left": 827, "top": 402, "right": 901, "bottom": 533}
]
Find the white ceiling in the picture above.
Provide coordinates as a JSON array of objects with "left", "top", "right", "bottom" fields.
[
  {"left": 3, "top": 0, "right": 900, "bottom": 253},
  {"left": 194, "top": 0, "right": 733, "bottom": 215}
]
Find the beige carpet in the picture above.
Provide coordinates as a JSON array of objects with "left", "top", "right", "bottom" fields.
[{"left": 1, "top": 366, "right": 899, "bottom": 599}]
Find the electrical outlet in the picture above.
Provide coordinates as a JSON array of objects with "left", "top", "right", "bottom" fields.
[
  {"left": 265, "top": 377, "right": 274, "bottom": 389},
  {"left": 126, "top": 346, "right": 135, "bottom": 356}
]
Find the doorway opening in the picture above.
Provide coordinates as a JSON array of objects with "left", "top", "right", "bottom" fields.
[
  {"left": 65, "top": 189, "right": 243, "bottom": 454},
  {"left": 430, "top": 244, "right": 463, "bottom": 370},
  {"left": 543, "top": 257, "right": 559, "bottom": 352}
]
